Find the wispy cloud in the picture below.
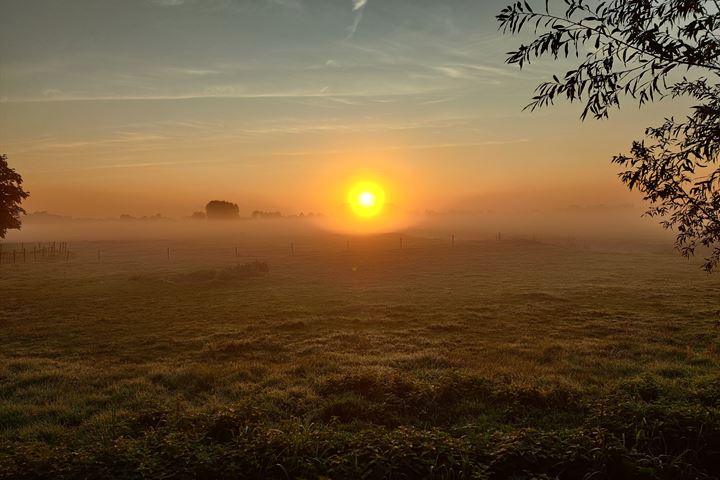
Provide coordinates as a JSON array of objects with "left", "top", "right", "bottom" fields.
[
  {"left": 148, "top": 0, "right": 234, "bottom": 8},
  {"left": 433, "top": 66, "right": 468, "bottom": 80},
  {"left": 0, "top": 84, "right": 449, "bottom": 103},
  {"left": 432, "top": 63, "right": 519, "bottom": 81},
  {"left": 170, "top": 67, "right": 221, "bottom": 76},
  {"left": 447, "top": 63, "right": 518, "bottom": 78},
  {"left": 150, "top": 0, "right": 185, "bottom": 6},
  {"left": 42, "top": 88, "right": 63, "bottom": 97},
  {"left": 347, "top": 0, "right": 369, "bottom": 39},
  {"left": 271, "top": 139, "right": 530, "bottom": 158},
  {"left": 83, "top": 160, "right": 207, "bottom": 170},
  {"left": 267, "top": 0, "right": 303, "bottom": 10}
]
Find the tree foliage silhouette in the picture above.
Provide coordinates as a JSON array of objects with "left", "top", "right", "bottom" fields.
[
  {"left": 0, "top": 154, "right": 30, "bottom": 239},
  {"left": 205, "top": 200, "right": 240, "bottom": 220},
  {"left": 498, "top": 0, "right": 720, "bottom": 271}
]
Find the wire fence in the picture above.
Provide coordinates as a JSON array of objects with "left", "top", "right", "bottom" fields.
[
  {"left": 0, "top": 241, "right": 70, "bottom": 264},
  {"left": 0, "top": 233, "right": 582, "bottom": 268}
]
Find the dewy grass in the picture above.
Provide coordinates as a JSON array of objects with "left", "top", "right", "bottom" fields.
[{"left": 1, "top": 239, "right": 719, "bottom": 479}]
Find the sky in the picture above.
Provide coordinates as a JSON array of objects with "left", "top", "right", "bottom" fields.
[{"left": 0, "top": 0, "right": 682, "bottom": 220}]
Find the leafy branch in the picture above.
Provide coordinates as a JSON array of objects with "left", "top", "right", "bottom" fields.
[{"left": 498, "top": 0, "right": 720, "bottom": 271}]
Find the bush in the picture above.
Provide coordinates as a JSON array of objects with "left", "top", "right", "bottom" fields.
[{"left": 169, "top": 262, "right": 269, "bottom": 285}]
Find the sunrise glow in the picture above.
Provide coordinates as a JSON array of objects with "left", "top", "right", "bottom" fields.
[{"left": 348, "top": 182, "right": 386, "bottom": 218}]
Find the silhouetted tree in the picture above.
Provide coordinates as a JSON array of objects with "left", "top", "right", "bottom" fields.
[
  {"left": 206, "top": 200, "right": 239, "bottom": 220},
  {"left": 190, "top": 211, "right": 206, "bottom": 220},
  {"left": 0, "top": 154, "right": 30, "bottom": 239},
  {"left": 498, "top": 0, "right": 720, "bottom": 271}
]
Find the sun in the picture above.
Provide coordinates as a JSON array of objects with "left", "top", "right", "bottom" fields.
[{"left": 348, "top": 181, "right": 386, "bottom": 218}]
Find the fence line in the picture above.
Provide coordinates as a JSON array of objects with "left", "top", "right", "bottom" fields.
[
  {"left": 0, "top": 241, "right": 70, "bottom": 265},
  {"left": 0, "top": 233, "right": 572, "bottom": 268}
]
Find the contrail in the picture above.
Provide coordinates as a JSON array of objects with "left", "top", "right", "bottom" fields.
[{"left": 347, "top": 0, "right": 369, "bottom": 39}]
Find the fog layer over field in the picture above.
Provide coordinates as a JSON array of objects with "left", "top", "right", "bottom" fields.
[{"left": 6, "top": 205, "right": 671, "bottom": 249}]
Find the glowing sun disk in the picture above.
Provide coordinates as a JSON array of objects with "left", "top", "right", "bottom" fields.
[
  {"left": 359, "top": 191, "right": 376, "bottom": 207},
  {"left": 348, "top": 182, "right": 385, "bottom": 218}
]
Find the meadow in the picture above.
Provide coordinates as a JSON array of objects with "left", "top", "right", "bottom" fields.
[{"left": 1, "top": 231, "right": 719, "bottom": 479}]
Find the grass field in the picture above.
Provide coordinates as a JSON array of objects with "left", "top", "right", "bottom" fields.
[{"left": 1, "top": 233, "right": 719, "bottom": 479}]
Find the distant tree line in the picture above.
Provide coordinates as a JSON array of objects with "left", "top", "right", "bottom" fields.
[
  {"left": 202, "top": 201, "right": 297, "bottom": 220},
  {"left": 119, "top": 213, "right": 169, "bottom": 221},
  {"left": 251, "top": 210, "right": 282, "bottom": 219}
]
